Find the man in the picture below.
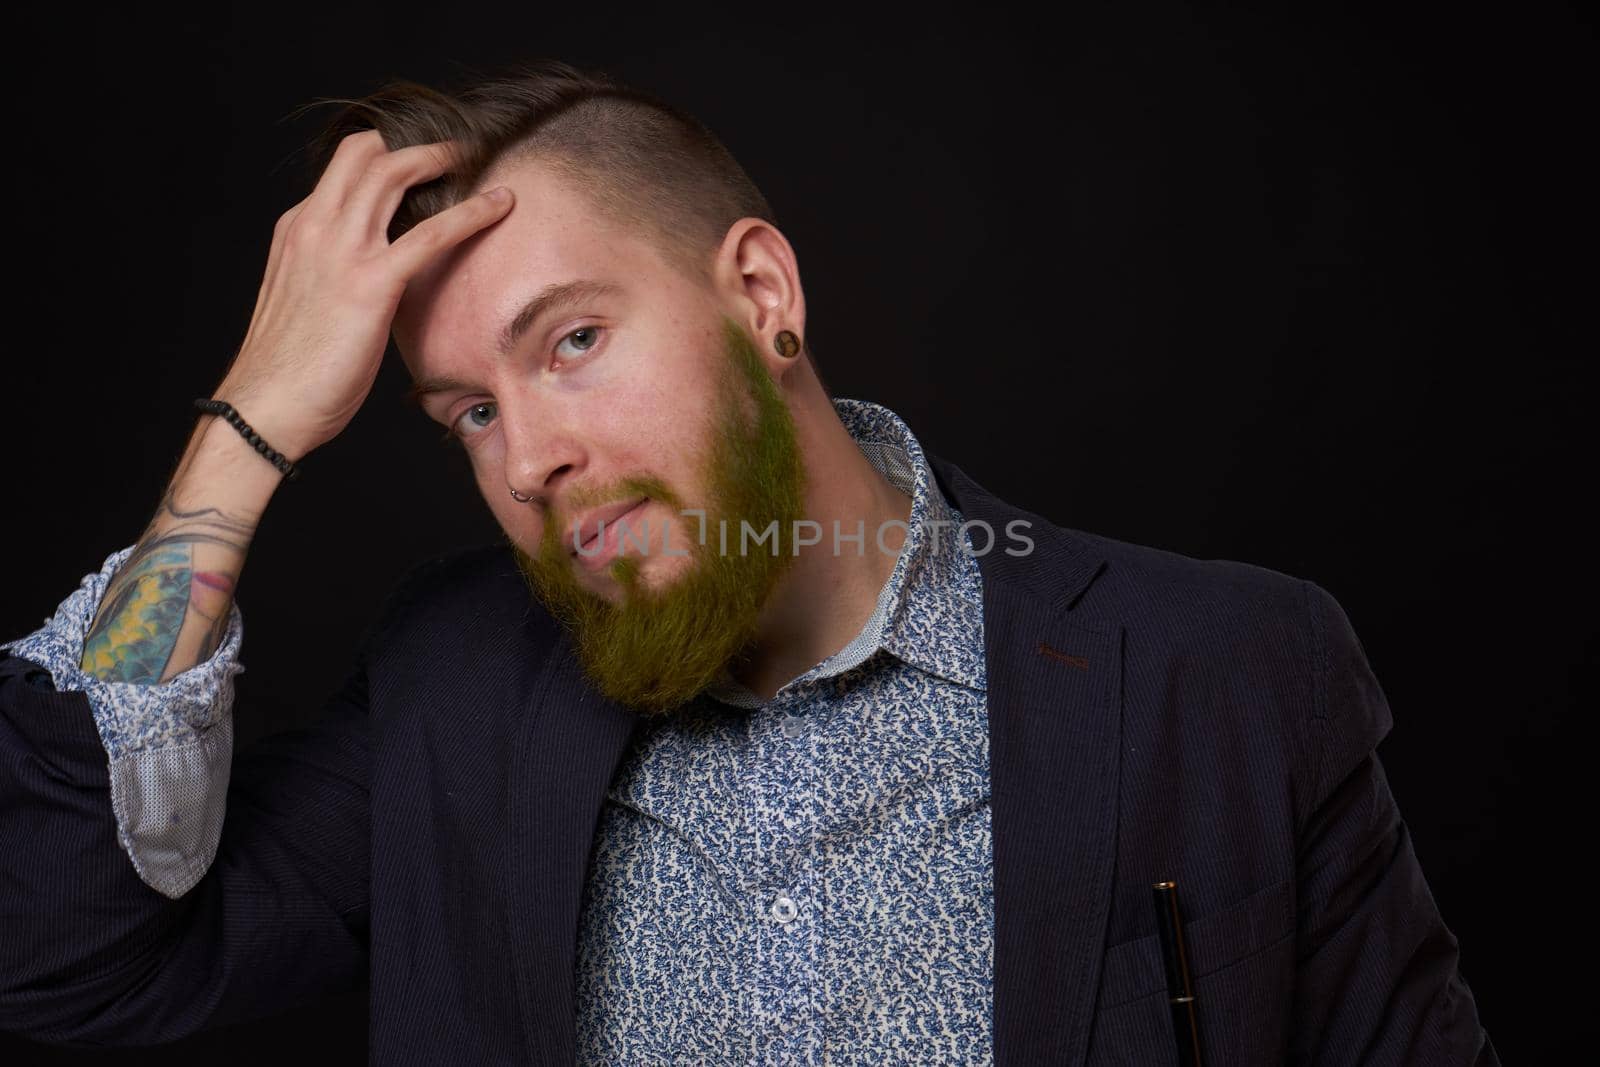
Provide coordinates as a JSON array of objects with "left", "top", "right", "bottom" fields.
[{"left": 0, "top": 59, "right": 1497, "bottom": 1064}]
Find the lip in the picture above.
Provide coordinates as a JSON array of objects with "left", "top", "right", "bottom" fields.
[{"left": 569, "top": 497, "right": 649, "bottom": 570}]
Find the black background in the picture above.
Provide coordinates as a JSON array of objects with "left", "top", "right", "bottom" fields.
[{"left": 4, "top": 3, "right": 1586, "bottom": 1062}]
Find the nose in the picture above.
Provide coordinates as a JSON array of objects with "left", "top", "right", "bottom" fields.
[{"left": 498, "top": 391, "right": 583, "bottom": 506}]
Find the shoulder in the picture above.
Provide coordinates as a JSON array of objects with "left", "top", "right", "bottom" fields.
[
  {"left": 1065, "top": 527, "right": 1371, "bottom": 718},
  {"left": 932, "top": 455, "right": 1326, "bottom": 648},
  {"left": 1038, "top": 524, "right": 1353, "bottom": 743},
  {"left": 386, "top": 542, "right": 525, "bottom": 606},
  {"left": 1051, "top": 523, "right": 1388, "bottom": 811},
  {"left": 359, "top": 542, "right": 561, "bottom": 658},
  {"left": 1059, "top": 524, "right": 1324, "bottom": 656}
]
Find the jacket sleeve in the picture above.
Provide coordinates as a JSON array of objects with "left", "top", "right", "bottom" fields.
[
  {"left": 0, "top": 543, "right": 245, "bottom": 900},
  {"left": 1289, "top": 580, "right": 1500, "bottom": 1065},
  {"left": 0, "top": 555, "right": 435, "bottom": 1049}
]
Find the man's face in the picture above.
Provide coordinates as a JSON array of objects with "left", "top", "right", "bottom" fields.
[{"left": 394, "top": 161, "right": 807, "bottom": 714}]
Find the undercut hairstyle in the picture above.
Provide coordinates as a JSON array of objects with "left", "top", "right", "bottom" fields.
[{"left": 296, "top": 58, "right": 827, "bottom": 394}]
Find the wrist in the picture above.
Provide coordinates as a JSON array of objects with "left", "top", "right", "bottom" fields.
[
  {"left": 181, "top": 412, "right": 294, "bottom": 504},
  {"left": 194, "top": 397, "right": 305, "bottom": 480}
]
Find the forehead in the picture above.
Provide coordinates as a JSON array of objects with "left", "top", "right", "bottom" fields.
[{"left": 394, "top": 161, "right": 656, "bottom": 372}]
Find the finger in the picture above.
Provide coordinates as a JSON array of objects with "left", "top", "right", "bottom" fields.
[
  {"left": 338, "top": 139, "right": 464, "bottom": 243},
  {"left": 300, "top": 129, "right": 389, "bottom": 220},
  {"left": 385, "top": 186, "right": 514, "bottom": 281}
]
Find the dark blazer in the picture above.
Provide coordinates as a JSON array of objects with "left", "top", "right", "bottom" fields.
[{"left": 0, "top": 455, "right": 1498, "bottom": 1065}]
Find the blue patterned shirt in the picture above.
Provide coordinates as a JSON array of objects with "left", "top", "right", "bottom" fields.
[
  {"left": 575, "top": 399, "right": 994, "bottom": 1064},
  {"left": 2, "top": 398, "right": 995, "bottom": 1064}
]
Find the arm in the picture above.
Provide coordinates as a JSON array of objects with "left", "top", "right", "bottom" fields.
[
  {"left": 76, "top": 409, "right": 283, "bottom": 687},
  {"left": 1289, "top": 580, "right": 1499, "bottom": 1065},
  {"left": 0, "top": 418, "right": 337, "bottom": 1045},
  {"left": 0, "top": 606, "right": 377, "bottom": 1047},
  {"left": 0, "top": 413, "right": 285, "bottom": 900},
  {"left": 0, "top": 127, "right": 514, "bottom": 1047},
  {"left": 0, "top": 544, "right": 454, "bottom": 1046}
]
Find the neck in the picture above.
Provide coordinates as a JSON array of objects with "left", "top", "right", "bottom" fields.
[{"left": 727, "top": 398, "right": 913, "bottom": 701}]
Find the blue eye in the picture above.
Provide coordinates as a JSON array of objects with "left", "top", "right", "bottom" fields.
[
  {"left": 555, "top": 325, "right": 604, "bottom": 361},
  {"left": 453, "top": 401, "right": 497, "bottom": 438},
  {"left": 445, "top": 327, "right": 602, "bottom": 442}
]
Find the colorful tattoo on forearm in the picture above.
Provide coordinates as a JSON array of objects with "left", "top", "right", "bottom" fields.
[{"left": 80, "top": 487, "right": 253, "bottom": 684}]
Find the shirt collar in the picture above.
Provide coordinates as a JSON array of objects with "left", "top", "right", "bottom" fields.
[{"left": 704, "top": 397, "right": 986, "bottom": 707}]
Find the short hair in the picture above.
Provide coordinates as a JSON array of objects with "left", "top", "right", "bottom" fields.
[{"left": 298, "top": 58, "right": 827, "bottom": 393}]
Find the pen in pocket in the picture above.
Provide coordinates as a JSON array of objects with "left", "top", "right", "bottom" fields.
[{"left": 1153, "top": 880, "right": 1205, "bottom": 1066}]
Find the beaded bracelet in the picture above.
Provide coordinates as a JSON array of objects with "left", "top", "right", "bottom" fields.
[{"left": 192, "top": 398, "right": 302, "bottom": 482}]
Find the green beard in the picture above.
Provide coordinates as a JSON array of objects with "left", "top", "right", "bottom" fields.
[{"left": 510, "top": 315, "right": 808, "bottom": 715}]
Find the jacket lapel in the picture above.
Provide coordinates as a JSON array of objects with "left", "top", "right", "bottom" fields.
[
  {"left": 507, "top": 628, "right": 640, "bottom": 1067},
  {"left": 930, "top": 455, "right": 1123, "bottom": 1066}
]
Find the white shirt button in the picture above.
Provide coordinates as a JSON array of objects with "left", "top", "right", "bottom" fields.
[
  {"left": 781, "top": 714, "right": 806, "bottom": 738},
  {"left": 770, "top": 895, "right": 798, "bottom": 922}
]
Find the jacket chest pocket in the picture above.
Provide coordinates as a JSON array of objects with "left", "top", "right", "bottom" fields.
[{"left": 1087, "top": 877, "right": 1297, "bottom": 1066}]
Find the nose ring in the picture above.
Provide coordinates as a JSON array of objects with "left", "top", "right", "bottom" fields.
[{"left": 509, "top": 486, "right": 534, "bottom": 503}]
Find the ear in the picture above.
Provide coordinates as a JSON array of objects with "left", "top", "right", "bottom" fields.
[{"left": 714, "top": 218, "right": 808, "bottom": 371}]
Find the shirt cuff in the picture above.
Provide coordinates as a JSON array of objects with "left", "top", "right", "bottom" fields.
[{"left": 1, "top": 542, "right": 245, "bottom": 899}]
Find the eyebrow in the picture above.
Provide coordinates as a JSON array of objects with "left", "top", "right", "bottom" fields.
[{"left": 404, "top": 278, "right": 623, "bottom": 407}]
